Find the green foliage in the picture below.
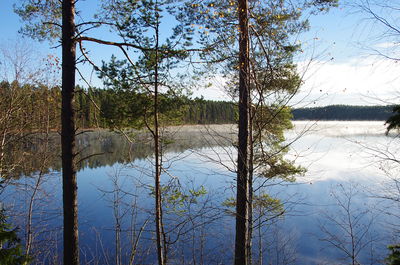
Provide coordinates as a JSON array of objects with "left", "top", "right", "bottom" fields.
[
  {"left": 0, "top": 209, "right": 30, "bottom": 265},
  {"left": 292, "top": 104, "right": 394, "bottom": 121},
  {"left": 78, "top": 87, "right": 236, "bottom": 128},
  {"left": 386, "top": 106, "right": 400, "bottom": 133},
  {"left": 194, "top": 186, "right": 206, "bottom": 200},
  {"left": 182, "top": 0, "right": 337, "bottom": 76},
  {"left": 98, "top": 55, "right": 190, "bottom": 129},
  {"left": 386, "top": 244, "right": 400, "bottom": 265},
  {"left": 183, "top": 0, "right": 323, "bottom": 186},
  {"left": 307, "top": 0, "right": 338, "bottom": 13},
  {"left": 165, "top": 185, "right": 207, "bottom": 207},
  {"left": 253, "top": 194, "right": 283, "bottom": 213},
  {"left": 150, "top": 184, "right": 207, "bottom": 215},
  {"left": 221, "top": 197, "right": 236, "bottom": 209},
  {"left": 253, "top": 106, "right": 305, "bottom": 182},
  {"left": 182, "top": 97, "right": 237, "bottom": 124},
  {"left": 0, "top": 81, "right": 238, "bottom": 132},
  {"left": 14, "top": 0, "right": 62, "bottom": 41},
  {"left": 223, "top": 193, "right": 284, "bottom": 221},
  {"left": 0, "top": 81, "right": 60, "bottom": 131},
  {"left": 98, "top": 0, "right": 194, "bottom": 105},
  {"left": 0, "top": 81, "right": 60, "bottom": 180},
  {"left": 252, "top": 106, "right": 305, "bottom": 182}
]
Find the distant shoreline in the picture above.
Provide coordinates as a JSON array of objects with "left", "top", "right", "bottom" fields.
[{"left": 292, "top": 105, "right": 394, "bottom": 121}]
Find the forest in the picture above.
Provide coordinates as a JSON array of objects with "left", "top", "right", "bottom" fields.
[
  {"left": 0, "top": 81, "right": 236, "bottom": 130},
  {"left": 1, "top": 81, "right": 392, "bottom": 134},
  {"left": 292, "top": 105, "right": 395, "bottom": 121},
  {"left": 1, "top": 0, "right": 400, "bottom": 265}
]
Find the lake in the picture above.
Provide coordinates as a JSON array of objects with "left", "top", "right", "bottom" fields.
[{"left": 3, "top": 121, "right": 399, "bottom": 264}]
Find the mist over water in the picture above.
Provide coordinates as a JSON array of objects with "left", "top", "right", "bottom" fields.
[{"left": 3, "top": 122, "right": 399, "bottom": 264}]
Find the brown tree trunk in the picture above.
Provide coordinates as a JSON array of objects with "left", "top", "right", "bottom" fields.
[
  {"left": 235, "top": 0, "right": 250, "bottom": 264},
  {"left": 247, "top": 108, "right": 254, "bottom": 265},
  {"left": 61, "top": 0, "right": 79, "bottom": 264},
  {"left": 154, "top": 2, "right": 165, "bottom": 264}
]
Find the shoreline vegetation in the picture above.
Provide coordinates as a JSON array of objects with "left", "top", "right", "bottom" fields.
[
  {"left": 292, "top": 105, "right": 394, "bottom": 121},
  {"left": 0, "top": 82, "right": 395, "bottom": 131}
]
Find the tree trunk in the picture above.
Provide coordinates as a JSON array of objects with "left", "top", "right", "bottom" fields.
[
  {"left": 247, "top": 107, "right": 254, "bottom": 265},
  {"left": 235, "top": 0, "right": 250, "bottom": 264},
  {"left": 154, "top": 2, "right": 165, "bottom": 264},
  {"left": 61, "top": 0, "right": 79, "bottom": 264}
]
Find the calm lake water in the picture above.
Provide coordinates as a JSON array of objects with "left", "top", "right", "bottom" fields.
[{"left": 3, "top": 121, "right": 400, "bottom": 264}]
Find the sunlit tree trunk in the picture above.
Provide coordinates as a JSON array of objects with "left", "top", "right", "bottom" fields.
[
  {"left": 0, "top": 113, "right": 9, "bottom": 179},
  {"left": 153, "top": 1, "right": 166, "bottom": 264},
  {"left": 61, "top": 0, "right": 79, "bottom": 264},
  {"left": 247, "top": 106, "right": 254, "bottom": 265},
  {"left": 235, "top": 0, "right": 251, "bottom": 264}
]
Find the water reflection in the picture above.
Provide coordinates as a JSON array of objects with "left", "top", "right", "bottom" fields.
[
  {"left": 3, "top": 122, "right": 400, "bottom": 265},
  {"left": 9, "top": 125, "right": 235, "bottom": 177}
]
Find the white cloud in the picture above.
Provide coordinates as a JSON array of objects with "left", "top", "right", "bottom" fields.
[
  {"left": 294, "top": 56, "right": 400, "bottom": 106},
  {"left": 189, "top": 56, "right": 400, "bottom": 106},
  {"left": 191, "top": 75, "right": 232, "bottom": 101}
]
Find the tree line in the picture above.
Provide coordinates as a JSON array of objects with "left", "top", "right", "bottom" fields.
[
  {"left": 4, "top": 80, "right": 394, "bottom": 132},
  {"left": 292, "top": 105, "right": 395, "bottom": 121},
  {"left": 81, "top": 88, "right": 237, "bottom": 127},
  {"left": 0, "top": 81, "right": 236, "bottom": 131}
]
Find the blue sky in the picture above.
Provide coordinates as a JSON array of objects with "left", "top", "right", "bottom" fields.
[{"left": 1, "top": 0, "right": 399, "bottom": 106}]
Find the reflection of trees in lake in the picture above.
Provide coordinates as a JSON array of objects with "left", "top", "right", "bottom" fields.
[
  {"left": 8, "top": 126, "right": 234, "bottom": 177},
  {"left": 6, "top": 123, "right": 400, "bottom": 264},
  {"left": 318, "top": 183, "right": 380, "bottom": 265}
]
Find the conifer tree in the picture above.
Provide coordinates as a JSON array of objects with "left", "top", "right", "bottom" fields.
[
  {"left": 16, "top": 1, "right": 97, "bottom": 263},
  {"left": 96, "top": 1, "right": 196, "bottom": 263},
  {"left": 0, "top": 209, "right": 30, "bottom": 265},
  {"left": 183, "top": 0, "right": 338, "bottom": 263}
]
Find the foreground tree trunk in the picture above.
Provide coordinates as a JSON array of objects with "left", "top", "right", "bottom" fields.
[
  {"left": 235, "top": 0, "right": 251, "bottom": 264},
  {"left": 153, "top": 3, "right": 165, "bottom": 264},
  {"left": 61, "top": 0, "right": 79, "bottom": 264},
  {"left": 247, "top": 109, "right": 254, "bottom": 265}
]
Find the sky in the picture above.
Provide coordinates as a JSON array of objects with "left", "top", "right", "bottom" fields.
[{"left": 1, "top": 0, "right": 400, "bottom": 107}]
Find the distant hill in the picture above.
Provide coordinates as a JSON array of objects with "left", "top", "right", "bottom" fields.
[{"left": 292, "top": 105, "right": 395, "bottom": 121}]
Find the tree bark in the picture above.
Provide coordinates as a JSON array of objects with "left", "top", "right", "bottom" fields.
[
  {"left": 247, "top": 107, "right": 254, "bottom": 265},
  {"left": 61, "top": 0, "right": 79, "bottom": 264},
  {"left": 154, "top": 2, "right": 165, "bottom": 264},
  {"left": 235, "top": 0, "right": 250, "bottom": 264}
]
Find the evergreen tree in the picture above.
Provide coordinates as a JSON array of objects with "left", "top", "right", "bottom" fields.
[
  {"left": 0, "top": 209, "right": 30, "bottom": 265},
  {"left": 183, "top": 0, "right": 338, "bottom": 263},
  {"left": 386, "top": 245, "right": 400, "bottom": 265},
  {"left": 16, "top": 0, "right": 82, "bottom": 263},
  {"left": 97, "top": 1, "right": 196, "bottom": 263}
]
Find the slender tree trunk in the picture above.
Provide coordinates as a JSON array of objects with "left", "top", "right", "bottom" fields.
[
  {"left": 0, "top": 107, "right": 12, "bottom": 180},
  {"left": 61, "top": 0, "right": 79, "bottom": 264},
  {"left": 247, "top": 107, "right": 254, "bottom": 265},
  {"left": 258, "top": 203, "right": 262, "bottom": 265},
  {"left": 235, "top": 0, "right": 250, "bottom": 264},
  {"left": 0, "top": 126, "right": 8, "bottom": 179},
  {"left": 114, "top": 178, "right": 122, "bottom": 265},
  {"left": 154, "top": 3, "right": 165, "bottom": 264},
  {"left": 26, "top": 105, "right": 51, "bottom": 258},
  {"left": 25, "top": 169, "right": 43, "bottom": 257}
]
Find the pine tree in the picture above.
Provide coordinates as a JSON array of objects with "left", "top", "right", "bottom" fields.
[
  {"left": 183, "top": 0, "right": 338, "bottom": 263},
  {"left": 0, "top": 209, "right": 30, "bottom": 265},
  {"left": 97, "top": 1, "right": 197, "bottom": 263}
]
